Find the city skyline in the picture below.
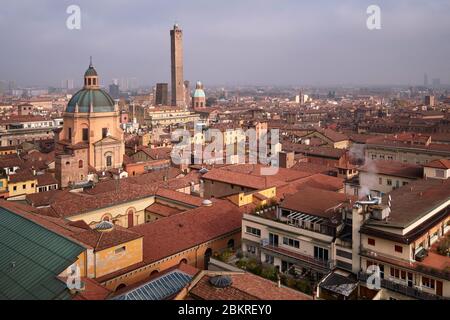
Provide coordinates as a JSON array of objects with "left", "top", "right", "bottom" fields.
[{"left": 1, "top": 0, "right": 450, "bottom": 88}]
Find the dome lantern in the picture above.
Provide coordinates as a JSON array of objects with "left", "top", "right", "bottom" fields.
[
  {"left": 66, "top": 57, "right": 116, "bottom": 113},
  {"left": 84, "top": 56, "right": 100, "bottom": 89}
]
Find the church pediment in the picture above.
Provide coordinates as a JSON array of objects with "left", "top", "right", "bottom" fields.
[{"left": 93, "top": 136, "right": 122, "bottom": 146}]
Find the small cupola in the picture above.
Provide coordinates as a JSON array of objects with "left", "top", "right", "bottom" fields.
[{"left": 84, "top": 56, "right": 100, "bottom": 89}]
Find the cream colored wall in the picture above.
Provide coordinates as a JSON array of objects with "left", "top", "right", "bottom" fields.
[
  {"left": 361, "top": 234, "right": 412, "bottom": 261},
  {"left": 365, "top": 147, "right": 449, "bottom": 165},
  {"left": 359, "top": 171, "right": 415, "bottom": 194},
  {"left": 424, "top": 167, "right": 449, "bottom": 179},
  {"left": 67, "top": 196, "right": 155, "bottom": 228}
]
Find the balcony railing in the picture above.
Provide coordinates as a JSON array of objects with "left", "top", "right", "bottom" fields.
[
  {"left": 358, "top": 272, "right": 446, "bottom": 300},
  {"left": 261, "top": 241, "right": 332, "bottom": 270}
]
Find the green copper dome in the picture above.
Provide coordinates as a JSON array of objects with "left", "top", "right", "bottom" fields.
[
  {"left": 66, "top": 89, "right": 115, "bottom": 113},
  {"left": 193, "top": 81, "right": 205, "bottom": 98},
  {"left": 84, "top": 65, "right": 98, "bottom": 77}
]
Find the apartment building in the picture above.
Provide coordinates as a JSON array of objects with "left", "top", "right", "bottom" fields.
[
  {"left": 357, "top": 160, "right": 423, "bottom": 195},
  {"left": 354, "top": 178, "right": 449, "bottom": 299},
  {"left": 365, "top": 133, "right": 450, "bottom": 165},
  {"left": 242, "top": 187, "right": 355, "bottom": 281}
]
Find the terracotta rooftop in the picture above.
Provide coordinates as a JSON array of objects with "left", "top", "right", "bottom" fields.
[
  {"left": 71, "top": 225, "right": 142, "bottom": 252},
  {"left": 359, "top": 160, "right": 423, "bottom": 179},
  {"left": 188, "top": 272, "right": 312, "bottom": 300},
  {"left": 145, "top": 202, "right": 184, "bottom": 218},
  {"left": 280, "top": 187, "right": 353, "bottom": 218},
  {"left": 130, "top": 199, "right": 242, "bottom": 264},
  {"left": 368, "top": 178, "right": 450, "bottom": 228},
  {"left": 426, "top": 159, "right": 450, "bottom": 170}
]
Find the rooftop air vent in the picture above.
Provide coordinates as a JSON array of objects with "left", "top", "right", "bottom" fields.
[
  {"left": 209, "top": 275, "right": 233, "bottom": 288},
  {"left": 94, "top": 221, "right": 114, "bottom": 232},
  {"left": 202, "top": 199, "right": 213, "bottom": 207}
]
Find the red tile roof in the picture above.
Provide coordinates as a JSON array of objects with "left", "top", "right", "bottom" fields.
[
  {"left": 359, "top": 160, "right": 423, "bottom": 179},
  {"left": 130, "top": 199, "right": 242, "bottom": 264},
  {"left": 71, "top": 225, "right": 142, "bottom": 252},
  {"left": 280, "top": 187, "right": 353, "bottom": 218},
  {"left": 145, "top": 202, "right": 183, "bottom": 217},
  {"left": 189, "top": 272, "right": 312, "bottom": 300},
  {"left": 426, "top": 159, "right": 450, "bottom": 169}
]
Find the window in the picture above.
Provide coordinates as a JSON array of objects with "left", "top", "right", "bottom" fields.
[
  {"left": 79, "top": 160, "right": 83, "bottom": 168},
  {"left": 114, "top": 246, "right": 126, "bottom": 254},
  {"left": 283, "top": 237, "right": 300, "bottom": 249},
  {"left": 314, "top": 246, "right": 329, "bottom": 261},
  {"left": 379, "top": 177, "right": 382, "bottom": 185},
  {"left": 246, "top": 245, "right": 256, "bottom": 254},
  {"left": 68, "top": 128, "right": 72, "bottom": 141},
  {"left": 23, "top": 184, "right": 26, "bottom": 190},
  {"left": 435, "top": 169, "right": 445, "bottom": 178},
  {"left": 31, "top": 183, "right": 34, "bottom": 188},
  {"left": 245, "top": 226, "right": 261, "bottom": 237},
  {"left": 422, "top": 277, "right": 435, "bottom": 289},
  {"left": 395, "top": 245, "right": 403, "bottom": 253},
  {"left": 368, "top": 238, "right": 376, "bottom": 246},
  {"left": 102, "top": 128, "right": 108, "bottom": 138},
  {"left": 13, "top": 186, "right": 17, "bottom": 191},
  {"left": 82, "top": 128, "right": 89, "bottom": 141},
  {"left": 106, "top": 155, "right": 112, "bottom": 167},
  {"left": 387, "top": 179, "right": 392, "bottom": 186},
  {"left": 265, "top": 254, "right": 275, "bottom": 265}
]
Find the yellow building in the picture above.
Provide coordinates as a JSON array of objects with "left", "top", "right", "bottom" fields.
[{"left": 7, "top": 171, "right": 37, "bottom": 200}]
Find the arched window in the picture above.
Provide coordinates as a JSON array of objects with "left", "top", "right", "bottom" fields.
[
  {"left": 150, "top": 270, "right": 159, "bottom": 277},
  {"left": 180, "top": 258, "right": 188, "bottom": 265},
  {"left": 227, "top": 239, "right": 235, "bottom": 250},
  {"left": 116, "top": 284, "right": 126, "bottom": 291},
  {"left": 78, "top": 160, "right": 83, "bottom": 168}
]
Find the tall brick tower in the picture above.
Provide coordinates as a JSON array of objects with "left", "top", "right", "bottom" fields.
[{"left": 170, "top": 24, "right": 185, "bottom": 108}]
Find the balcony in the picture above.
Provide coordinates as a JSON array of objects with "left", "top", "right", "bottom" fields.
[
  {"left": 243, "top": 213, "right": 334, "bottom": 243},
  {"left": 358, "top": 272, "right": 446, "bottom": 300},
  {"left": 261, "top": 241, "right": 332, "bottom": 270}
]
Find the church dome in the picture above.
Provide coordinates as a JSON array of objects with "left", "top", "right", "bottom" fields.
[
  {"left": 84, "top": 65, "right": 98, "bottom": 77},
  {"left": 193, "top": 81, "right": 205, "bottom": 98},
  {"left": 66, "top": 89, "right": 116, "bottom": 113},
  {"left": 66, "top": 58, "right": 116, "bottom": 113}
]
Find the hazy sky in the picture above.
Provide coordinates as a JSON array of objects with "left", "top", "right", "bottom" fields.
[{"left": 1, "top": 0, "right": 450, "bottom": 87}]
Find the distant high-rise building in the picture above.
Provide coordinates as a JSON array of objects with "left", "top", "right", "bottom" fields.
[
  {"left": 170, "top": 24, "right": 185, "bottom": 107},
  {"left": 155, "top": 83, "right": 169, "bottom": 105},
  {"left": 109, "top": 82, "right": 120, "bottom": 100},
  {"left": 424, "top": 73, "right": 428, "bottom": 87},
  {"left": 432, "top": 78, "right": 441, "bottom": 87},
  {"left": 64, "top": 79, "right": 74, "bottom": 90},
  {"left": 424, "top": 95, "right": 435, "bottom": 107}
]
